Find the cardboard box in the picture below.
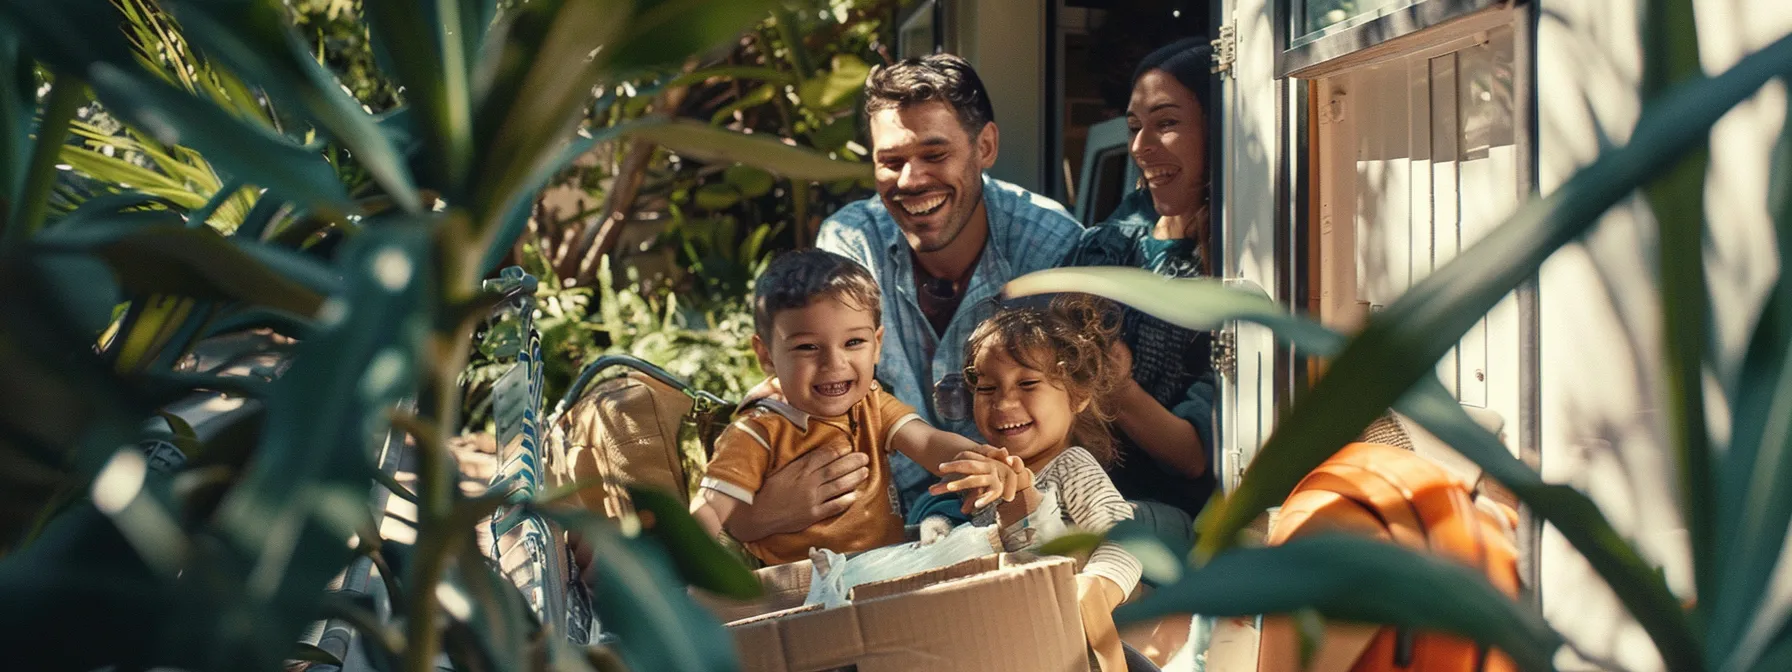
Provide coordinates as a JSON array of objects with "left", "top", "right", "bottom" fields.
[{"left": 697, "top": 553, "right": 1089, "bottom": 672}]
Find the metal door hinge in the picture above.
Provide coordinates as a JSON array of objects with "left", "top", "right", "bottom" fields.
[
  {"left": 1211, "top": 24, "right": 1237, "bottom": 78},
  {"left": 1212, "top": 328, "right": 1237, "bottom": 379}
]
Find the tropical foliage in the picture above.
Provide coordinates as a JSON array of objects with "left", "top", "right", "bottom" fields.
[
  {"left": 1011, "top": 3, "right": 1792, "bottom": 671},
  {"left": 0, "top": 1, "right": 876, "bottom": 671}
]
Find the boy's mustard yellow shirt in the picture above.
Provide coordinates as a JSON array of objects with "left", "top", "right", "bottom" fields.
[{"left": 702, "top": 389, "right": 920, "bottom": 565}]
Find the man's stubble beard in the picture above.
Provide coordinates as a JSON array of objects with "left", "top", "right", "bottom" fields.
[{"left": 912, "top": 179, "right": 983, "bottom": 253}]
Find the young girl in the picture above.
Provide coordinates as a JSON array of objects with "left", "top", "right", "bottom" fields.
[{"left": 959, "top": 296, "right": 1143, "bottom": 672}]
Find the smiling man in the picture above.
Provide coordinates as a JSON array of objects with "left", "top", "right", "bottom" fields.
[{"left": 802, "top": 54, "right": 1085, "bottom": 523}]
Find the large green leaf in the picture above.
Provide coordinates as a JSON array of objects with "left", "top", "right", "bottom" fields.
[
  {"left": 1640, "top": 0, "right": 1718, "bottom": 623},
  {"left": 57, "top": 144, "right": 210, "bottom": 211},
  {"left": 632, "top": 117, "right": 872, "bottom": 182},
  {"left": 34, "top": 224, "right": 326, "bottom": 315},
  {"left": 469, "top": 0, "right": 625, "bottom": 237},
  {"left": 607, "top": 0, "right": 781, "bottom": 76},
  {"left": 0, "top": 0, "right": 352, "bottom": 212},
  {"left": 47, "top": 192, "right": 187, "bottom": 231},
  {"left": 1394, "top": 379, "right": 1704, "bottom": 671},
  {"left": 1116, "top": 535, "right": 1563, "bottom": 672},
  {"left": 625, "top": 486, "right": 761, "bottom": 599},
  {"left": 210, "top": 223, "right": 433, "bottom": 670},
  {"left": 364, "top": 0, "right": 471, "bottom": 195},
  {"left": 1189, "top": 29, "right": 1792, "bottom": 576},
  {"left": 445, "top": 535, "right": 536, "bottom": 672},
  {"left": 1005, "top": 268, "right": 1340, "bottom": 348},
  {"left": 5, "top": 72, "right": 82, "bottom": 245},
  {"left": 797, "top": 54, "right": 870, "bottom": 113},
  {"left": 552, "top": 510, "right": 739, "bottom": 672},
  {"left": 169, "top": 0, "right": 422, "bottom": 213},
  {"left": 1745, "top": 616, "right": 1792, "bottom": 672},
  {"left": 477, "top": 113, "right": 865, "bottom": 273},
  {"left": 1709, "top": 93, "right": 1792, "bottom": 671},
  {"left": 0, "top": 24, "right": 29, "bottom": 201},
  {"left": 1006, "top": 267, "right": 1704, "bottom": 670},
  {"left": 0, "top": 505, "right": 182, "bottom": 671}
]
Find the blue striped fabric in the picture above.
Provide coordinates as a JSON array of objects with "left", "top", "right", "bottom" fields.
[{"left": 816, "top": 174, "right": 1083, "bottom": 508}]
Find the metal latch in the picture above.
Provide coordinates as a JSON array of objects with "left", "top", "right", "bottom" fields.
[
  {"left": 1211, "top": 23, "right": 1237, "bottom": 78},
  {"left": 1212, "top": 327, "right": 1237, "bottom": 380}
]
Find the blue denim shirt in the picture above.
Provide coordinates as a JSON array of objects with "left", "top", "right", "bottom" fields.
[{"left": 816, "top": 174, "right": 1083, "bottom": 508}]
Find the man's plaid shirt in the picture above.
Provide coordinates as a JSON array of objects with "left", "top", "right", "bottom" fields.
[{"left": 816, "top": 174, "right": 1082, "bottom": 509}]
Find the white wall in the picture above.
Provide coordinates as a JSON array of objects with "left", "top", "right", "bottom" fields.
[
  {"left": 1536, "top": 1, "right": 1789, "bottom": 669},
  {"left": 948, "top": 0, "right": 1047, "bottom": 195},
  {"left": 1219, "top": 0, "right": 1286, "bottom": 489}
]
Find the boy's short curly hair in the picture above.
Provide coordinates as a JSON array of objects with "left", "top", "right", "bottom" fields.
[
  {"left": 752, "top": 249, "right": 882, "bottom": 340},
  {"left": 863, "top": 53, "right": 996, "bottom": 138}
]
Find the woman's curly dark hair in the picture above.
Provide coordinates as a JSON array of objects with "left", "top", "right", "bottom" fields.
[{"left": 962, "top": 295, "right": 1124, "bottom": 466}]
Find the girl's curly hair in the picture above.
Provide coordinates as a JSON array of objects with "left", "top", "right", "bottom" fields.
[{"left": 962, "top": 295, "right": 1125, "bottom": 466}]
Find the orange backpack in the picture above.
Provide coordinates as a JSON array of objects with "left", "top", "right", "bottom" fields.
[{"left": 1258, "top": 442, "right": 1521, "bottom": 672}]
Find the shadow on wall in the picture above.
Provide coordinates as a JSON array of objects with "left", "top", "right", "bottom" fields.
[{"left": 1536, "top": 1, "right": 1790, "bottom": 670}]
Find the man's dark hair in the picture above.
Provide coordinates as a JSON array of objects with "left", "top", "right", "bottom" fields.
[
  {"left": 863, "top": 53, "right": 996, "bottom": 137},
  {"left": 752, "top": 249, "right": 883, "bottom": 340}
]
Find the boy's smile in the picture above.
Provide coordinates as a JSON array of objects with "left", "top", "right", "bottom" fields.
[{"left": 753, "top": 295, "right": 884, "bottom": 418}]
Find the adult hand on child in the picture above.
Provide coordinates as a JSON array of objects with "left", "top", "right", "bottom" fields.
[
  {"left": 723, "top": 441, "right": 868, "bottom": 542},
  {"left": 1076, "top": 574, "right": 1129, "bottom": 672}
]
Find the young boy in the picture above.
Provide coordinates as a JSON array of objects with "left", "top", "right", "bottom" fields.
[{"left": 690, "top": 249, "right": 1023, "bottom": 565}]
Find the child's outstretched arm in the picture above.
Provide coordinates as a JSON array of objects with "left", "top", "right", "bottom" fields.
[
  {"left": 689, "top": 489, "right": 742, "bottom": 541},
  {"left": 890, "top": 421, "right": 1023, "bottom": 511}
]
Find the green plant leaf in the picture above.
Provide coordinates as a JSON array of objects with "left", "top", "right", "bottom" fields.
[
  {"left": 1005, "top": 268, "right": 1343, "bottom": 350},
  {"left": 1186, "top": 28, "right": 1792, "bottom": 577},
  {"left": 659, "top": 65, "right": 795, "bottom": 91},
  {"left": 1710, "top": 91, "right": 1792, "bottom": 672},
  {"left": 91, "top": 70, "right": 351, "bottom": 210},
  {"left": 551, "top": 509, "right": 740, "bottom": 672},
  {"left": 0, "top": 0, "right": 353, "bottom": 212},
  {"left": 35, "top": 224, "right": 326, "bottom": 315},
  {"left": 232, "top": 192, "right": 290, "bottom": 242},
  {"left": 210, "top": 223, "right": 432, "bottom": 670},
  {"left": 707, "top": 83, "right": 777, "bottom": 125},
  {"left": 1396, "top": 378, "right": 1705, "bottom": 670},
  {"left": 625, "top": 485, "right": 762, "bottom": 600},
  {"left": 470, "top": 0, "right": 626, "bottom": 237},
  {"left": 57, "top": 144, "right": 208, "bottom": 211},
  {"left": 0, "top": 24, "right": 30, "bottom": 201},
  {"left": 45, "top": 191, "right": 186, "bottom": 232},
  {"left": 607, "top": 0, "right": 782, "bottom": 75},
  {"left": 364, "top": 0, "right": 471, "bottom": 195},
  {"left": 170, "top": 0, "right": 422, "bottom": 213},
  {"left": 5, "top": 71, "right": 83, "bottom": 246},
  {"left": 1640, "top": 0, "right": 1717, "bottom": 627},
  {"left": 198, "top": 306, "right": 312, "bottom": 341},
  {"left": 1006, "top": 267, "right": 1705, "bottom": 670},
  {"left": 693, "top": 183, "right": 742, "bottom": 210},
  {"left": 1745, "top": 616, "right": 1792, "bottom": 672},
  {"left": 1116, "top": 535, "right": 1562, "bottom": 672},
  {"left": 633, "top": 117, "right": 872, "bottom": 182},
  {"left": 1037, "top": 531, "right": 1103, "bottom": 557},
  {"left": 1103, "top": 518, "right": 1185, "bottom": 585},
  {"left": 445, "top": 534, "right": 534, "bottom": 672},
  {"left": 797, "top": 54, "right": 870, "bottom": 112},
  {"left": 724, "top": 165, "right": 775, "bottom": 199}
]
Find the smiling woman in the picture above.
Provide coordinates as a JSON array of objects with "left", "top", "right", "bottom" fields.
[{"left": 1069, "top": 37, "right": 1220, "bottom": 547}]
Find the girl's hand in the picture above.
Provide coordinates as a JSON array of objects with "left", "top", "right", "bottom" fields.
[
  {"left": 932, "top": 448, "right": 1024, "bottom": 513},
  {"left": 1076, "top": 574, "right": 1128, "bottom": 672}
]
